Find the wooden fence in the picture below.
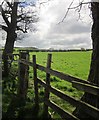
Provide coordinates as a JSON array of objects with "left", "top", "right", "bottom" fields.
[{"left": 17, "top": 51, "right": 99, "bottom": 120}]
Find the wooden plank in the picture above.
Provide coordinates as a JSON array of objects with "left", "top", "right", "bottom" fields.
[
  {"left": 44, "top": 54, "right": 52, "bottom": 117},
  {"left": 37, "top": 78, "right": 99, "bottom": 119},
  {"left": 45, "top": 100, "right": 79, "bottom": 120},
  {"left": 72, "top": 81, "right": 99, "bottom": 96},
  {"left": 19, "top": 59, "right": 33, "bottom": 66},
  {"left": 33, "top": 55, "right": 39, "bottom": 107},
  {"left": 36, "top": 64, "right": 92, "bottom": 85}
]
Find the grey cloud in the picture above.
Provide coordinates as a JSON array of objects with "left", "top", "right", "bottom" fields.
[
  {"left": 49, "top": 35, "right": 91, "bottom": 49},
  {"left": 67, "top": 23, "right": 90, "bottom": 34},
  {"left": 49, "top": 21, "right": 90, "bottom": 35},
  {"left": 50, "top": 36, "right": 90, "bottom": 45}
]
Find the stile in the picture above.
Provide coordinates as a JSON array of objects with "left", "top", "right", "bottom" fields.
[{"left": 18, "top": 53, "right": 99, "bottom": 120}]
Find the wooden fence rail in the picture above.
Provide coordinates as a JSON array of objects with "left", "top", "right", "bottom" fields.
[
  {"left": 17, "top": 51, "right": 99, "bottom": 120},
  {"left": 37, "top": 78, "right": 99, "bottom": 119},
  {"left": 72, "top": 81, "right": 99, "bottom": 96},
  {"left": 19, "top": 59, "right": 93, "bottom": 85}
]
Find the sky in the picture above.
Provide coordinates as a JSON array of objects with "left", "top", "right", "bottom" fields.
[{"left": 1, "top": 0, "right": 94, "bottom": 49}]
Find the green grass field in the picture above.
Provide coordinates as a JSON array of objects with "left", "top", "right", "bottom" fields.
[
  {"left": 29, "top": 51, "right": 91, "bottom": 79},
  {"left": 27, "top": 51, "right": 92, "bottom": 119},
  {"left": 3, "top": 50, "right": 92, "bottom": 119}
]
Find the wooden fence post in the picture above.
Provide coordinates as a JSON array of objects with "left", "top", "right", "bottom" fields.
[
  {"left": 33, "top": 55, "right": 39, "bottom": 108},
  {"left": 18, "top": 51, "right": 29, "bottom": 101},
  {"left": 43, "top": 54, "right": 52, "bottom": 118}
]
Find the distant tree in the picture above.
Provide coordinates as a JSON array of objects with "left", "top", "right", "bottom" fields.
[
  {"left": 0, "top": 0, "right": 38, "bottom": 76},
  {"left": 81, "top": 47, "right": 86, "bottom": 51}
]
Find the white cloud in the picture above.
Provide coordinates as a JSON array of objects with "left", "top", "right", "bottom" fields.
[{"left": 1, "top": 0, "right": 93, "bottom": 49}]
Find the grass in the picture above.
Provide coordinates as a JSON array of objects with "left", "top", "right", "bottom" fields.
[
  {"left": 2, "top": 50, "right": 92, "bottom": 119},
  {"left": 28, "top": 51, "right": 92, "bottom": 119},
  {"left": 29, "top": 51, "right": 91, "bottom": 79}
]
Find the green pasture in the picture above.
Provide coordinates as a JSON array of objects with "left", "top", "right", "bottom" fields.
[
  {"left": 3, "top": 50, "right": 92, "bottom": 119},
  {"left": 27, "top": 51, "right": 92, "bottom": 119},
  {"left": 29, "top": 51, "right": 91, "bottom": 80}
]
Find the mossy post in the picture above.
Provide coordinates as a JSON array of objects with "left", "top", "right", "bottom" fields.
[
  {"left": 18, "top": 51, "right": 29, "bottom": 102},
  {"left": 43, "top": 54, "right": 52, "bottom": 118}
]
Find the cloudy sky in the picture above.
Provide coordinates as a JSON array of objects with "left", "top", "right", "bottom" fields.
[{"left": 1, "top": 0, "right": 93, "bottom": 49}]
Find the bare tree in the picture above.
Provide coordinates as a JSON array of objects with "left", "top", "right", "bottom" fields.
[
  {"left": 59, "top": 0, "right": 99, "bottom": 119},
  {"left": 0, "top": 0, "right": 38, "bottom": 76}
]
